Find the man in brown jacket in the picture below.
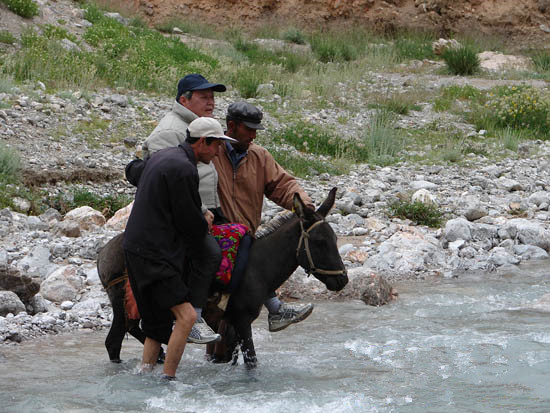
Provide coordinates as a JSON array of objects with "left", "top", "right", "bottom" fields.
[{"left": 213, "top": 101, "right": 314, "bottom": 332}]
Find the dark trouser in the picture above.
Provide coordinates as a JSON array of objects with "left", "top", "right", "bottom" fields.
[
  {"left": 124, "top": 250, "right": 189, "bottom": 344},
  {"left": 186, "top": 234, "right": 222, "bottom": 310}
]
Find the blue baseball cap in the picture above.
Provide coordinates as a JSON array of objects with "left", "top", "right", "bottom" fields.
[{"left": 176, "top": 74, "right": 226, "bottom": 100}]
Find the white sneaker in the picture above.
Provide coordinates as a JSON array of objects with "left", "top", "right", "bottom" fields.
[{"left": 187, "top": 317, "right": 221, "bottom": 344}]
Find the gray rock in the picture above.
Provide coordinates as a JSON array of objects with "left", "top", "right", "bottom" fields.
[
  {"left": 513, "top": 244, "right": 549, "bottom": 260},
  {"left": 443, "top": 218, "right": 473, "bottom": 242},
  {"left": 17, "top": 246, "right": 55, "bottom": 280},
  {"left": 40, "top": 265, "right": 84, "bottom": 303},
  {"left": 0, "top": 265, "right": 40, "bottom": 303},
  {"left": 0, "top": 291, "right": 26, "bottom": 316},
  {"left": 52, "top": 220, "right": 81, "bottom": 238},
  {"left": 27, "top": 294, "right": 49, "bottom": 314},
  {"left": 360, "top": 273, "right": 397, "bottom": 306}
]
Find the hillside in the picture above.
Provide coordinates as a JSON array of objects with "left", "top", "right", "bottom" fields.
[{"left": 141, "top": 0, "right": 550, "bottom": 47}]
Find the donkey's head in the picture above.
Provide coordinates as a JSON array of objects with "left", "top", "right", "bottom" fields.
[{"left": 294, "top": 187, "right": 348, "bottom": 292}]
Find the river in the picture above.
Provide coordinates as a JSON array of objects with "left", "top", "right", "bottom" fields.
[{"left": 1, "top": 261, "right": 550, "bottom": 412}]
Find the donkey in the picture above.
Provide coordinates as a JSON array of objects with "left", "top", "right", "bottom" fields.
[{"left": 97, "top": 188, "right": 348, "bottom": 367}]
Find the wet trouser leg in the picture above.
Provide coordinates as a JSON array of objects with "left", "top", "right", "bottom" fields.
[{"left": 187, "top": 234, "right": 222, "bottom": 310}]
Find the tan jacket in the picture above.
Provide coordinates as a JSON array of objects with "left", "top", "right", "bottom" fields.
[{"left": 213, "top": 142, "right": 312, "bottom": 234}]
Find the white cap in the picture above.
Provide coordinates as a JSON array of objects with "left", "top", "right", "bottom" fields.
[{"left": 187, "top": 117, "right": 237, "bottom": 142}]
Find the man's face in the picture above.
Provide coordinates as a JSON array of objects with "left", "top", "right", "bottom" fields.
[
  {"left": 197, "top": 138, "right": 222, "bottom": 163},
  {"left": 227, "top": 121, "right": 257, "bottom": 152},
  {"left": 180, "top": 89, "right": 215, "bottom": 117}
]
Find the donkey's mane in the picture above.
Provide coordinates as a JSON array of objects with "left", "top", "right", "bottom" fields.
[{"left": 255, "top": 211, "right": 295, "bottom": 239}]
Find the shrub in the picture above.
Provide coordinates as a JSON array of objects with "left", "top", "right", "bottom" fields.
[
  {"left": 532, "top": 50, "right": 550, "bottom": 72},
  {"left": 0, "top": 142, "right": 21, "bottom": 183},
  {"left": 1, "top": 0, "right": 39, "bottom": 18},
  {"left": 282, "top": 27, "right": 306, "bottom": 45},
  {"left": 393, "top": 32, "right": 435, "bottom": 61},
  {"left": 497, "top": 127, "right": 525, "bottom": 152},
  {"left": 0, "top": 30, "right": 16, "bottom": 44},
  {"left": 389, "top": 200, "right": 443, "bottom": 227},
  {"left": 442, "top": 45, "right": 480, "bottom": 75},
  {"left": 360, "top": 110, "right": 403, "bottom": 165},
  {"left": 309, "top": 31, "right": 358, "bottom": 63},
  {"left": 270, "top": 121, "right": 347, "bottom": 158},
  {"left": 483, "top": 86, "right": 550, "bottom": 134}
]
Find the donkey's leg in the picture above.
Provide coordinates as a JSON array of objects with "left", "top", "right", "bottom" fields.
[
  {"left": 105, "top": 290, "right": 127, "bottom": 363},
  {"left": 234, "top": 321, "right": 257, "bottom": 368}
]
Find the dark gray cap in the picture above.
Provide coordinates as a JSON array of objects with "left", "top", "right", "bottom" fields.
[{"left": 227, "top": 101, "right": 265, "bottom": 130}]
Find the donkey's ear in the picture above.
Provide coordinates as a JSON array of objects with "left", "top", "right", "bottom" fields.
[
  {"left": 316, "top": 187, "right": 337, "bottom": 217},
  {"left": 293, "top": 192, "right": 306, "bottom": 219}
]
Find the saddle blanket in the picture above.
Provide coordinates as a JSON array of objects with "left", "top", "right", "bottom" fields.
[{"left": 124, "top": 223, "right": 249, "bottom": 320}]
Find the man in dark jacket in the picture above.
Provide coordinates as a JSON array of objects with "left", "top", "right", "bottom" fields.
[{"left": 123, "top": 117, "right": 236, "bottom": 380}]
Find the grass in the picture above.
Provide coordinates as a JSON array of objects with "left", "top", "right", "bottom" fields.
[
  {"left": 442, "top": 44, "right": 480, "bottom": 75},
  {"left": 369, "top": 93, "right": 423, "bottom": 115},
  {"left": 155, "top": 17, "right": 219, "bottom": 39},
  {"left": 360, "top": 110, "right": 403, "bottom": 165},
  {"left": 388, "top": 199, "right": 443, "bottom": 227},
  {"left": 3, "top": 5, "right": 218, "bottom": 93},
  {"left": 46, "top": 188, "right": 132, "bottom": 219},
  {"left": 0, "top": 0, "right": 38, "bottom": 18},
  {"left": 0, "top": 30, "right": 16, "bottom": 44},
  {"left": 433, "top": 85, "right": 483, "bottom": 112},
  {"left": 532, "top": 50, "right": 550, "bottom": 73},
  {"left": 0, "top": 142, "right": 21, "bottom": 183}
]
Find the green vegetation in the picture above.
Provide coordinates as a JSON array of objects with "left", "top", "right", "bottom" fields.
[
  {"left": 282, "top": 27, "right": 306, "bottom": 45},
  {"left": 433, "top": 85, "right": 483, "bottom": 112},
  {"left": 0, "top": 142, "right": 21, "bottom": 183},
  {"left": 0, "top": 30, "right": 16, "bottom": 44},
  {"left": 370, "top": 93, "right": 422, "bottom": 115},
  {"left": 442, "top": 45, "right": 480, "bottom": 76},
  {"left": 46, "top": 188, "right": 132, "bottom": 219},
  {"left": 0, "top": 0, "right": 38, "bottom": 18},
  {"left": 361, "top": 110, "right": 403, "bottom": 165},
  {"left": 3, "top": 4, "right": 217, "bottom": 92},
  {"left": 388, "top": 199, "right": 443, "bottom": 227},
  {"left": 479, "top": 86, "right": 550, "bottom": 136},
  {"left": 531, "top": 50, "right": 550, "bottom": 72}
]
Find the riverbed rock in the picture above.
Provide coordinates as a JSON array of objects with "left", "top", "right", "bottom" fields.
[
  {"left": 0, "top": 291, "right": 26, "bottom": 316},
  {"left": 40, "top": 265, "right": 84, "bottom": 303},
  {"left": 64, "top": 206, "right": 106, "bottom": 231},
  {"left": 364, "top": 228, "right": 446, "bottom": 274},
  {"left": 360, "top": 273, "right": 397, "bottom": 306},
  {"left": 0, "top": 265, "right": 40, "bottom": 303}
]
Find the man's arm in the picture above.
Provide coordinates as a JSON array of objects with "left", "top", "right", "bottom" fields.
[{"left": 170, "top": 170, "right": 209, "bottom": 240}]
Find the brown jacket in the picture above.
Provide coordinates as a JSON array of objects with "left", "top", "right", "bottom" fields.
[{"left": 213, "top": 142, "right": 312, "bottom": 234}]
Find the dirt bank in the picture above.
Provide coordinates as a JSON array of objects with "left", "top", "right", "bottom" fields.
[{"left": 138, "top": 0, "right": 550, "bottom": 46}]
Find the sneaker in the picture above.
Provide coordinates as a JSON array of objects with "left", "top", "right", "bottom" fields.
[
  {"left": 187, "top": 317, "right": 222, "bottom": 344},
  {"left": 268, "top": 302, "right": 314, "bottom": 332}
]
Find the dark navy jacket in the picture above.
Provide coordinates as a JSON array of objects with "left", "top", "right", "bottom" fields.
[{"left": 123, "top": 143, "right": 207, "bottom": 287}]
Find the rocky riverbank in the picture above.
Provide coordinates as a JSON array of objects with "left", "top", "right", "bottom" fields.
[{"left": 1, "top": 0, "right": 550, "bottom": 345}]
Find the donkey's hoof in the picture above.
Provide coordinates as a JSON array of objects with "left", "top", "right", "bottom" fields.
[{"left": 110, "top": 358, "right": 122, "bottom": 364}]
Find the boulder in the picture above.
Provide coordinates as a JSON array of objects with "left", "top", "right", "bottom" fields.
[
  {"left": 478, "top": 51, "right": 532, "bottom": 72},
  {"left": 0, "top": 291, "right": 26, "bottom": 316},
  {"left": 40, "top": 265, "right": 84, "bottom": 303},
  {"left": 443, "top": 217, "right": 473, "bottom": 242},
  {"left": 432, "top": 38, "right": 462, "bottom": 55},
  {"left": 105, "top": 201, "right": 133, "bottom": 230},
  {"left": 411, "top": 189, "right": 437, "bottom": 206},
  {"left": 0, "top": 265, "right": 40, "bottom": 303},
  {"left": 64, "top": 206, "right": 105, "bottom": 230},
  {"left": 360, "top": 273, "right": 397, "bottom": 306}
]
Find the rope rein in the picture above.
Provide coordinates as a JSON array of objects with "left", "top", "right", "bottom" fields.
[{"left": 296, "top": 219, "right": 346, "bottom": 276}]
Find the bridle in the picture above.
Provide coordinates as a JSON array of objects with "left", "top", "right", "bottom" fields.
[{"left": 296, "top": 219, "right": 347, "bottom": 276}]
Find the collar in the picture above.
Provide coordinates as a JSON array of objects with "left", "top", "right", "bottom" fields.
[
  {"left": 225, "top": 141, "right": 247, "bottom": 167},
  {"left": 172, "top": 101, "right": 198, "bottom": 123}
]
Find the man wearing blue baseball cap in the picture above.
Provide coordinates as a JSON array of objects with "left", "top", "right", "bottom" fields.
[{"left": 135, "top": 74, "right": 227, "bottom": 345}]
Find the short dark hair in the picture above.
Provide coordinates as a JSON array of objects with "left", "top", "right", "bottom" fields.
[{"left": 185, "top": 130, "right": 217, "bottom": 145}]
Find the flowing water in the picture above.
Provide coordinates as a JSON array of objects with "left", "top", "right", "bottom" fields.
[{"left": 1, "top": 261, "right": 550, "bottom": 412}]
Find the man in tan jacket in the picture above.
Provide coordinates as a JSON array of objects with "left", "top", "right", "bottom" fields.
[{"left": 213, "top": 102, "right": 314, "bottom": 332}]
